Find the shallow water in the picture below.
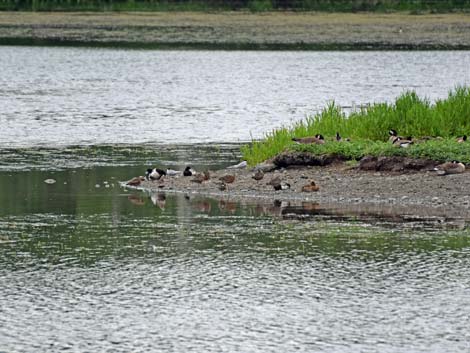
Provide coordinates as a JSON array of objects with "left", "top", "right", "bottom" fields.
[
  {"left": 1, "top": 48, "right": 470, "bottom": 351},
  {"left": 1, "top": 157, "right": 470, "bottom": 352},
  {"left": 0, "top": 47, "right": 469, "bottom": 147}
]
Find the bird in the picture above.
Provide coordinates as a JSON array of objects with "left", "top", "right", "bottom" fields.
[
  {"left": 165, "top": 168, "right": 180, "bottom": 176},
  {"left": 336, "top": 132, "right": 350, "bottom": 142},
  {"left": 457, "top": 135, "right": 467, "bottom": 143},
  {"left": 301, "top": 181, "right": 320, "bottom": 192},
  {"left": 191, "top": 171, "right": 210, "bottom": 183},
  {"left": 219, "top": 174, "right": 235, "bottom": 184},
  {"left": 227, "top": 161, "right": 247, "bottom": 169},
  {"left": 126, "top": 176, "right": 145, "bottom": 186},
  {"left": 252, "top": 169, "right": 264, "bottom": 181},
  {"left": 183, "top": 166, "right": 196, "bottom": 176},
  {"left": 273, "top": 181, "right": 291, "bottom": 191},
  {"left": 434, "top": 161, "right": 465, "bottom": 175},
  {"left": 145, "top": 168, "right": 166, "bottom": 181},
  {"left": 392, "top": 136, "right": 413, "bottom": 148},
  {"left": 292, "top": 134, "right": 325, "bottom": 145}
]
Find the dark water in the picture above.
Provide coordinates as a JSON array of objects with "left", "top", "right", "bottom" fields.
[
  {"left": 0, "top": 47, "right": 469, "bottom": 147},
  {"left": 1, "top": 146, "right": 470, "bottom": 352}
]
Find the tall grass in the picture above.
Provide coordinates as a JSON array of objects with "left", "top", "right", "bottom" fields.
[{"left": 241, "top": 86, "right": 470, "bottom": 165}]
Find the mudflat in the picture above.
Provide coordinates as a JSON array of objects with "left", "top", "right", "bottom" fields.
[
  {"left": 1, "top": 11, "right": 470, "bottom": 49},
  {"left": 124, "top": 162, "right": 470, "bottom": 221}
]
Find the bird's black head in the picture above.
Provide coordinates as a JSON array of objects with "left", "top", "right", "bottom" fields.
[
  {"left": 336, "top": 132, "right": 341, "bottom": 141},
  {"left": 146, "top": 168, "right": 153, "bottom": 175},
  {"left": 315, "top": 134, "right": 324, "bottom": 140},
  {"left": 184, "top": 166, "right": 191, "bottom": 171},
  {"left": 389, "top": 129, "right": 397, "bottom": 136}
]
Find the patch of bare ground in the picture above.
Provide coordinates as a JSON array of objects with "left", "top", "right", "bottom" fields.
[{"left": 1, "top": 11, "right": 470, "bottom": 48}]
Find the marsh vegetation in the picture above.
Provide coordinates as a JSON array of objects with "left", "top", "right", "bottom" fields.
[{"left": 242, "top": 87, "right": 470, "bottom": 165}]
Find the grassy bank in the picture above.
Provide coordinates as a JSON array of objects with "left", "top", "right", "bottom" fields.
[
  {"left": 2, "top": 0, "right": 470, "bottom": 12},
  {"left": 241, "top": 87, "right": 470, "bottom": 165}
]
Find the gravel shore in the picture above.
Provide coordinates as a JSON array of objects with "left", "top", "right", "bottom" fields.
[{"left": 124, "top": 163, "right": 470, "bottom": 221}]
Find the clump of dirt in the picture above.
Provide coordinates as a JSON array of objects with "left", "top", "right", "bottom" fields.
[
  {"left": 273, "top": 151, "right": 346, "bottom": 168},
  {"left": 358, "top": 155, "right": 438, "bottom": 172}
]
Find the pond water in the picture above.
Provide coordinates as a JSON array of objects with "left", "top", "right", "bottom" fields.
[
  {"left": 0, "top": 47, "right": 469, "bottom": 147},
  {"left": 1, "top": 48, "right": 470, "bottom": 352}
]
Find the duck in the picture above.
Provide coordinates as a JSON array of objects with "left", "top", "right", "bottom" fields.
[
  {"left": 388, "top": 129, "right": 400, "bottom": 142},
  {"left": 145, "top": 168, "right": 166, "bottom": 181},
  {"left": 191, "top": 171, "right": 210, "bottom": 183},
  {"left": 166, "top": 168, "right": 180, "bottom": 176},
  {"left": 126, "top": 176, "right": 145, "bottom": 186},
  {"left": 301, "top": 181, "right": 320, "bottom": 192},
  {"left": 252, "top": 169, "right": 264, "bottom": 181},
  {"left": 434, "top": 161, "right": 465, "bottom": 175},
  {"left": 457, "top": 135, "right": 467, "bottom": 143},
  {"left": 273, "top": 181, "right": 291, "bottom": 191},
  {"left": 183, "top": 166, "right": 196, "bottom": 176},
  {"left": 219, "top": 174, "right": 235, "bottom": 184},
  {"left": 292, "top": 134, "right": 325, "bottom": 145}
]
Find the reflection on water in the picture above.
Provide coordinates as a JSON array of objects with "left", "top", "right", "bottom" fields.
[{"left": 1, "top": 165, "right": 470, "bottom": 352}]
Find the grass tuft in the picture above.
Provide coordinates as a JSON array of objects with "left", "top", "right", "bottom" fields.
[{"left": 242, "top": 87, "right": 470, "bottom": 165}]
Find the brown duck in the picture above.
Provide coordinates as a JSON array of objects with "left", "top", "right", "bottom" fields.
[
  {"left": 126, "top": 176, "right": 145, "bottom": 186},
  {"left": 301, "top": 181, "right": 320, "bottom": 192},
  {"left": 219, "top": 174, "right": 235, "bottom": 184},
  {"left": 191, "top": 171, "right": 211, "bottom": 183}
]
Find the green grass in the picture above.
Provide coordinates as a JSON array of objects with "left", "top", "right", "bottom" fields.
[{"left": 241, "top": 86, "right": 470, "bottom": 165}]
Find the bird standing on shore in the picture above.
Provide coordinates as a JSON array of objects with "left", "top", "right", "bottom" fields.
[
  {"left": 191, "top": 170, "right": 210, "bottom": 183},
  {"left": 126, "top": 176, "right": 145, "bottom": 186}
]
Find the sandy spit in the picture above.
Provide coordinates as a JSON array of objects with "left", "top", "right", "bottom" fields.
[{"left": 123, "top": 163, "right": 470, "bottom": 221}]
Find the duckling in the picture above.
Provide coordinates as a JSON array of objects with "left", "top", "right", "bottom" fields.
[
  {"left": 126, "top": 176, "right": 145, "bottom": 186},
  {"left": 301, "top": 181, "right": 320, "bottom": 192},
  {"left": 457, "top": 135, "right": 467, "bottom": 143},
  {"left": 434, "top": 161, "right": 465, "bottom": 175},
  {"left": 292, "top": 134, "right": 325, "bottom": 145},
  {"left": 252, "top": 169, "right": 264, "bottom": 181},
  {"left": 145, "top": 168, "right": 166, "bottom": 181}
]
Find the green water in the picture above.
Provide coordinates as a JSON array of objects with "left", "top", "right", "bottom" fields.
[{"left": 1, "top": 146, "right": 470, "bottom": 352}]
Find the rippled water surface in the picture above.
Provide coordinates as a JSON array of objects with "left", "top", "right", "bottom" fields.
[
  {"left": 0, "top": 47, "right": 469, "bottom": 147},
  {"left": 1, "top": 47, "right": 470, "bottom": 352}
]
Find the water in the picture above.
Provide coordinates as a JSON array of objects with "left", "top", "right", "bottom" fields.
[
  {"left": 0, "top": 47, "right": 469, "bottom": 147},
  {"left": 1, "top": 48, "right": 470, "bottom": 351}
]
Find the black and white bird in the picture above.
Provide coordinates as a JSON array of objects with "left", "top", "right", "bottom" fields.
[{"left": 145, "top": 168, "right": 166, "bottom": 181}]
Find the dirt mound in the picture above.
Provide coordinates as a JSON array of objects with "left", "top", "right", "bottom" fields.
[{"left": 358, "top": 156, "right": 438, "bottom": 172}]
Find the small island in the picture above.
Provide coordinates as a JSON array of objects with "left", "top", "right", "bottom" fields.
[{"left": 124, "top": 87, "right": 470, "bottom": 219}]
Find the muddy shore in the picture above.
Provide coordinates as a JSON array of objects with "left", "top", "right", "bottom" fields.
[
  {"left": 1, "top": 11, "right": 470, "bottom": 49},
  {"left": 123, "top": 161, "right": 470, "bottom": 221}
]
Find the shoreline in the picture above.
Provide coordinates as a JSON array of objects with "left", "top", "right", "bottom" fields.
[
  {"left": 2, "top": 11, "right": 470, "bottom": 50},
  {"left": 123, "top": 161, "right": 470, "bottom": 221}
]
